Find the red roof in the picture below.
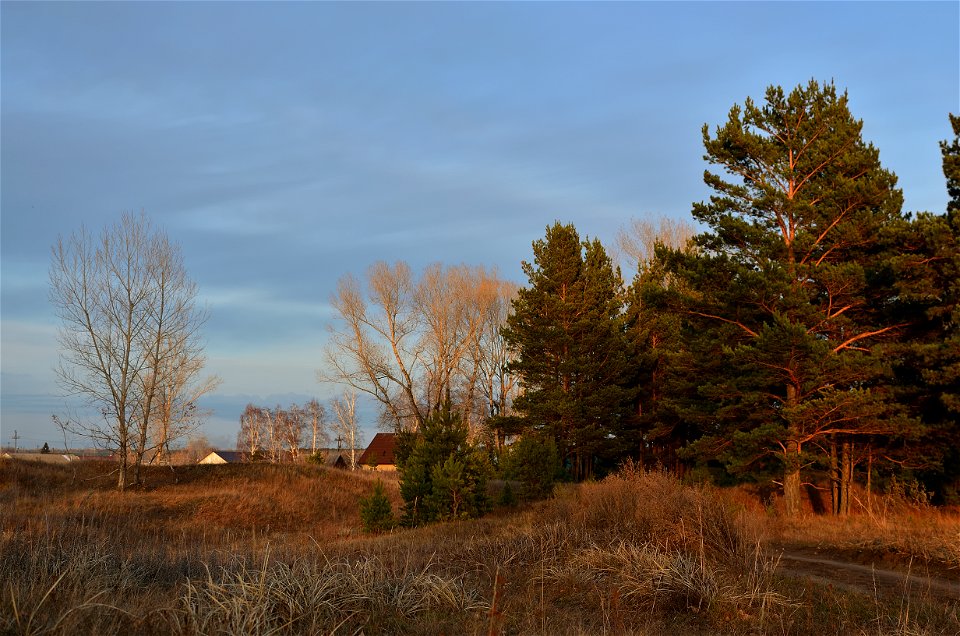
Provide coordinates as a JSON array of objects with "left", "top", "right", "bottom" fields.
[{"left": 358, "top": 433, "right": 397, "bottom": 466}]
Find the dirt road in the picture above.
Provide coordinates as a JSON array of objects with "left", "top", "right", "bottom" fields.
[{"left": 776, "top": 547, "right": 960, "bottom": 602}]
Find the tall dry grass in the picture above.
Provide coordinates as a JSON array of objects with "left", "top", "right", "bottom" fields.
[
  {"left": 2, "top": 458, "right": 957, "bottom": 635},
  {"left": 749, "top": 484, "right": 960, "bottom": 576}
]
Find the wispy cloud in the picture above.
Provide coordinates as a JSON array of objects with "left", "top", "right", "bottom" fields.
[{"left": 2, "top": 0, "right": 956, "bottom": 449}]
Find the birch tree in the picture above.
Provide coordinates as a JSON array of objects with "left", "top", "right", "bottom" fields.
[
  {"left": 237, "top": 404, "right": 267, "bottom": 459},
  {"left": 305, "top": 398, "right": 329, "bottom": 453},
  {"left": 331, "top": 392, "right": 362, "bottom": 469}
]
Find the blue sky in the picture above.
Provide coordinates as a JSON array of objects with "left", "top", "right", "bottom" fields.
[{"left": 2, "top": 2, "right": 957, "bottom": 450}]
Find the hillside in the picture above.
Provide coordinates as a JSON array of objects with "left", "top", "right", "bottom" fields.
[{"left": 1, "top": 459, "right": 957, "bottom": 635}]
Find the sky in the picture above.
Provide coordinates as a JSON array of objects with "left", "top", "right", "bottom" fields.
[{"left": 2, "top": 2, "right": 957, "bottom": 451}]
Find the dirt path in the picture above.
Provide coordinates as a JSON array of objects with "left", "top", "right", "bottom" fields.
[{"left": 775, "top": 548, "right": 960, "bottom": 602}]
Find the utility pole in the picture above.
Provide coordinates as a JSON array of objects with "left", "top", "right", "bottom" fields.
[{"left": 12, "top": 430, "right": 20, "bottom": 452}]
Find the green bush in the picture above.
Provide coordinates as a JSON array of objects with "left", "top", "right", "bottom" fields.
[
  {"left": 306, "top": 450, "right": 326, "bottom": 465},
  {"left": 501, "top": 434, "right": 560, "bottom": 501},
  {"left": 398, "top": 405, "right": 490, "bottom": 526},
  {"left": 497, "top": 480, "right": 517, "bottom": 507},
  {"left": 358, "top": 480, "right": 394, "bottom": 533}
]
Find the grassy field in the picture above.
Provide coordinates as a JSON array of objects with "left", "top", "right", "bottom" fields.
[{"left": 1, "top": 458, "right": 957, "bottom": 635}]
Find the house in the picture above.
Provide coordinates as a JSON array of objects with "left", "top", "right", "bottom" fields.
[
  {"left": 319, "top": 449, "right": 350, "bottom": 469},
  {"left": 198, "top": 450, "right": 246, "bottom": 464},
  {"left": 326, "top": 452, "right": 349, "bottom": 469},
  {"left": 1, "top": 452, "right": 81, "bottom": 464},
  {"left": 304, "top": 448, "right": 351, "bottom": 469},
  {"left": 358, "top": 433, "right": 397, "bottom": 471}
]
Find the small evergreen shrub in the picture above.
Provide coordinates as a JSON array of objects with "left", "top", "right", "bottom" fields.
[
  {"left": 398, "top": 405, "right": 490, "bottom": 526},
  {"left": 498, "top": 480, "right": 517, "bottom": 507},
  {"left": 501, "top": 434, "right": 561, "bottom": 501},
  {"left": 359, "top": 480, "right": 394, "bottom": 533}
]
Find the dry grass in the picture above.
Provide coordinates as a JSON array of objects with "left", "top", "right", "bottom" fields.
[
  {"left": 753, "top": 490, "right": 960, "bottom": 576},
  {"left": 179, "top": 552, "right": 487, "bottom": 635},
  {"left": 1, "top": 458, "right": 957, "bottom": 635}
]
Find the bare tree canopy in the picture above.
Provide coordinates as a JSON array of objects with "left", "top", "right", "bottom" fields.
[
  {"left": 236, "top": 400, "right": 329, "bottom": 463},
  {"left": 321, "top": 261, "right": 518, "bottom": 436},
  {"left": 49, "top": 212, "right": 218, "bottom": 490},
  {"left": 614, "top": 215, "right": 696, "bottom": 275}
]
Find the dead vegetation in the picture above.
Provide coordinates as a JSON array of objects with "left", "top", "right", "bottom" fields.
[
  {"left": 1, "top": 458, "right": 957, "bottom": 635},
  {"left": 773, "top": 507, "right": 960, "bottom": 577}
]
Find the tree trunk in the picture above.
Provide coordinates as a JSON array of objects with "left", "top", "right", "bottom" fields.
[
  {"left": 118, "top": 446, "right": 128, "bottom": 492},
  {"left": 783, "top": 384, "right": 802, "bottom": 516},
  {"left": 783, "top": 438, "right": 802, "bottom": 515},
  {"left": 840, "top": 440, "right": 853, "bottom": 516},
  {"left": 829, "top": 438, "right": 840, "bottom": 515}
]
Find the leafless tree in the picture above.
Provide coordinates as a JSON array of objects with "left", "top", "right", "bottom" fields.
[
  {"left": 615, "top": 215, "right": 696, "bottom": 276},
  {"left": 281, "top": 403, "right": 306, "bottom": 462},
  {"left": 149, "top": 344, "right": 221, "bottom": 466},
  {"left": 322, "top": 261, "right": 517, "bottom": 436},
  {"left": 331, "top": 391, "right": 362, "bottom": 470},
  {"left": 416, "top": 264, "right": 493, "bottom": 425},
  {"left": 264, "top": 406, "right": 287, "bottom": 463},
  {"left": 237, "top": 404, "right": 267, "bottom": 460},
  {"left": 465, "top": 277, "right": 520, "bottom": 441},
  {"left": 237, "top": 401, "right": 328, "bottom": 463},
  {"left": 184, "top": 434, "right": 212, "bottom": 464},
  {"left": 305, "top": 398, "right": 328, "bottom": 453},
  {"left": 322, "top": 263, "right": 424, "bottom": 429},
  {"left": 50, "top": 213, "right": 215, "bottom": 490}
]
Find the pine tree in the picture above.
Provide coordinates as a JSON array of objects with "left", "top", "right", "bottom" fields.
[
  {"left": 882, "top": 115, "right": 960, "bottom": 502},
  {"left": 359, "top": 480, "right": 395, "bottom": 533},
  {"left": 943, "top": 114, "right": 960, "bottom": 216},
  {"left": 397, "top": 404, "right": 489, "bottom": 525},
  {"left": 500, "top": 433, "right": 560, "bottom": 500},
  {"left": 502, "top": 223, "right": 634, "bottom": 479},
  {"left": 670, "top": 81, "right": 911, "bottom": 515},
  {"left": 624, "top": 242, "right": 714, "bottom": 476}
]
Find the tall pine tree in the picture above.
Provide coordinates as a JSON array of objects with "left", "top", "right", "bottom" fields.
[
  {"left": 882, "top": 115, "right": 960, "bottom": 502},
  {"left": 624, "top": 243, "right": 713, "bottom": 476},
  {"left": 503, "top": 223, "right": 634, "bottom": 479},
  {"left": 669, "top": 81, "right": 911, "bottom": 515}
]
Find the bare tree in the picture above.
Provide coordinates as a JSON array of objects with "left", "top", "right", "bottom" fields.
[
  {"left": 149, "top": 344, "right": 221, "bottom": 466},
  {"left": 264, "top": 406, "right": 286, "bottom": 463},
  {"left": 237, "top": 404, "right": 267, "bottom": 460},
  {"left": 614, "top": 215, "right": 696, "bottom": 276},
  {"left": 322, "top": 261, "right": 517, "bottom": 435},
  {"left": 49, "top": 213, "right": 215, "bottom": 490},
  {"left": 331, "top": 392, "right": 362, "bottom": 470},
  {"left": 281, "top": 403, "right": 306, "bottom": 462},
  {"left": 322, "top": 263, "right": 424, "bottom": 429},
  {"left": 184, "top": 434, "right": 212, "bottom": 464},
  {"left": 137, "top": 257, "right": 219, "bottom": 477},
  {"left": 305, "top": 398, "right": 328, "bottom": 453},
  {"left": 465, "top": 277, "right": 519, "bottom": 442}
]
